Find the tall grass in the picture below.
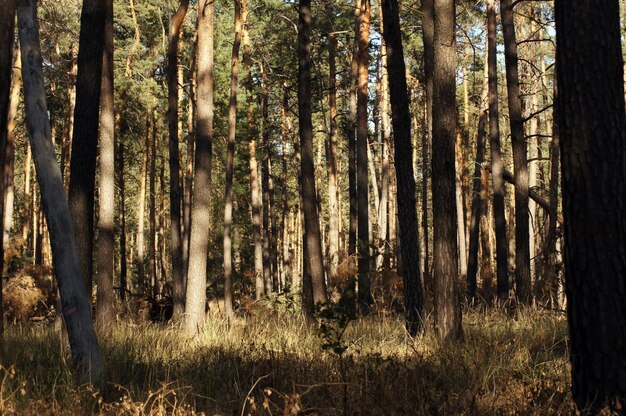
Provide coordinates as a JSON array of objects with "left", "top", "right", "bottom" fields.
[{"left": 0, "top": 306, "right": 574, "bottom": 415}]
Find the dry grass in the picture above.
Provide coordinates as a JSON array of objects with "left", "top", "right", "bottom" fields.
[{"left": 0, "top": 306, "right": 574, "bottom": 415}]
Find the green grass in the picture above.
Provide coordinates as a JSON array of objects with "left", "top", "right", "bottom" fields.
[{"left": 0, "top": 306, "right": 574, "bottom": 415}]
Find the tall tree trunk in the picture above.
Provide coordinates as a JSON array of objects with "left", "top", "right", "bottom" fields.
[
  {"left": 298, "top": 0, "right": 328, "bottom": 312},
  {"left": 356, "top": 0, "right": 371, "bottom": 314},
  {"left": 280, "top": 85, "right": 292, "bottom": 289},
  {"left": 22, "top": 144, "right": 31, "bottom": 255},
  {"left": 250, "top": 140, "right": 264, "bottom": 299},
  {"left": 347, "top": 9, "right": 359, "bottom": 258},
  {"left": 60, "top": 45, "right": 77, "bottom": 192},
  {"left": 556, "top": 1, "right": 626, "bottom": 412},
  {"left": 17, "top": 0, "right": 105, "bottom": 383},
  {"left": 117, "top": 138, "right": 127, "bottom": 301},
  {"left": 184, "top": 0, "right": 215, "bottom": 333},
  {"left": 68, "top": 0, "right": 106, "bottom": 299},
  {"left": 500, "top": 0, "right": 530, "bottom": 304},
  {"left": 136, "top": 116, "right": 150, "bottom": 294},
  {"left": 467, "top": 50, "right": 489, "bottom": 300},
  {"left": 488, "top": 0, "right": 509, "bottom": 301},
  {"left": 432, "top": 0, "right": 462, "bottom": 340},
  {"left": 544, "top": 76, "right": 559, "bottom": 309},
  {"left": 3, "top": 45, "right": 20, "bottom": 250},
  {"left": 182, "top": 36, "right": 196, "bottom": 283},
  {"left": 95, "top": 0, "right": 115, "bottom": 328},
  {"left": 455, "top": 131, "right": 467, "bottom": 280},
  {"left": 149, "top": 112, "right": 158, "bottom": 300},
  {"left": 381, "top": 0, "right": 424, "bottom": 336},
  {"left": 168, "top": 0, "right": 189, "bottom": 320},
  {"left": 223, "top": 0, "right": 242, "bottom": 318},
  {"left": 260, "top": 66, "right": 273, "bottom": 294}
]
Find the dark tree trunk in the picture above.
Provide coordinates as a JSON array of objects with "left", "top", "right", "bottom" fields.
[
  {"left": 185, "top": 0, "right": 215, "bottom": 333},
  {"left": 261, "top": 68, "right": 273, "bottom": 294},
  {"left": 381, "top": 0, "right": 424, "bottom": 336},
  {"left": 167, "top": 0, "right": 189, "bottom": 320},
  {"left": 555, "top": 1, "right": 626, "bottom": 412},
  {"left": 17, "top": 0, "right": 105, "bottom": 383},
  {"left": 347, "top": 9, "right": 359, "bottom": 258},
  {"left": 500, "top": 0, "right": 530, "bottom": 304},
  {"left": 68, "top": 0, "right": 106, "bottom": 299},
  {"left": 356, "top": 0, "right": 371, "bottom": 314},
  {"left": 117, "top": 138, "right": 127, "bottom": 301},
  {"left": 432, "top": 0, "right": 462, "bottom": 340},
  {"left": 298, "top": 0, "right": 328, "bottom": 309}
]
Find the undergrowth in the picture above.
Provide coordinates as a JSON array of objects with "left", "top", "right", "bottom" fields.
[{"left": 0, "top": 306, "right": 574, "bottom": 415}]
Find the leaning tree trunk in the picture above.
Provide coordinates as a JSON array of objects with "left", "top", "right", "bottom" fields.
[
  {"left": 95, "top": 0, "right": 115, "bottom": 328},
  {"left": 356, "top": 0, "right": 371, "bottom": 314},
  {"left": 500, "top": 0, "right": 530, "bottom": 304},
  {"left": 298, "top": 0, "right": 328, "bottom": 311},
  {"left": 488, "top": 0, "right": 509, "bottom": 301},
  {"left": 432, "top": 0, "right": 462, "bottom": 341},
  {"left": 223, "top": 0, "right": 242, "bottom": 318},
  {"left": 185, "top": 0, "right": 215, "bottom": 333},
  {"left": 381, "top": 0, "right": 424, "bottom": 337},
  {"left": 555, "top": 1, "right": 626, "bottom": 412},
  {"left": 167, "top": 0, "right": 189, "bottom": 320},
  {"left": 17, "top": 0, "right": 105, "bottom": 383},
  {"left": 68, "top": 0, "right": 106, "bottom": 299}
]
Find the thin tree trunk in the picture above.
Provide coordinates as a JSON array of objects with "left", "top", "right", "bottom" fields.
[
  {"left": 280, "top": 85, "right": 292, "bottom": 289},
  {"left": 250, "top": 139, "right": 264, "bottom": 299},
  {"left": 488, "top": 0, "right": 509, "bottom": 301},
  {"left": 22, "top": 143, "right": 31, "bottom": 254},
  {"left": 432, "top": 0, "right": 462, "bottom": 340},
  {"left": 182, "top": 36, "right": 196, "bottom": 284},
  {"left": 136, "top": 116, "right": 150, "bottom": 294},
  {"left": 455, "top": 130, "right": 467, "bottom": 280},
  {"left": 17, "top": 0, "right": 105, "bottom": 383},
  {"left": 298, "top": 0, "right": 328, "bottom": 312},
  {"left": 61, "top": 45, "right": 76, "bottom": 192},
  {"left": 68, "top": 0, "right": 107, "bottom": 299},
  {"left": 95, "top": 0, "right": 115, "bottom": 328},
  {"left": 223, "top": 0, "right": 242, "bottom": 318},
  {"left": 168, "top": 0, "right": 189, "bottom": 320},
  {"left": 184, "top": 0, "right": 215, "bottom": 333},
  {"left": 260, "top": 66, "right": 273, "bottom": 294},
  {"left": 347, "top": 8, "right": 359, "bottom": 258},
  {"left": 149, "top": 112, "right": 158, "bottom": 300},
  {"left": 117, "top": 137, "right": 127, "bottom": 301},
  {"left": 500, "top": 0, "right": 530, "bottom": 304},
  {"left": 3, "top": 45, "right": 20, "bottom": 250}
]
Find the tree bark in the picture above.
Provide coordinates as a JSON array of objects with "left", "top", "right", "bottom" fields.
[
  {"left": 184, "top": 0, "right": 215, "bottom": 333},
  {"left": 68, "top": 0, "right": 106, "bottom": 299},
  {"left": 555, "top": 1, "right": 626, "bottom": 411},
  {"left": 17, "top": 0, "right": 105, "bottom": 383},
  {"left": 223, "top": 0, "right": 241, "bottom": 318},
  {"left": 260, "top": 66, "right": 273, "bottom": 294},
  {"left": 3, "top": 45, "right": 20, "bottom": 250},
  {"left": 149, "top": 112, "right": 158, "bottom": 300},
  {"left": 298, "top": 0, "right": 328, "bottom": 311},
  {"left": 250, "top": 139, "right": 264, "bottom": 299},
  {"left": 347, "top": 8, "right": 359, "bottom": 258},
  {"left": 135, "top": 116, "right": 150, "bottom": 294},
  {"left": 95, "top": 0, "right": 115, "bottom": 328},
  {"left": 500, "top": 0, "right": 530, "bottom": 304},
  {"left": 432, "top": 0, "right": 462, "bottom": 340},
  {"left": 117, "top": 138, "right": 127, "bottom": 301},
  {"left": 488, "top": 0, "right": 509, "bottom": 301},
  {"left": 168, "top": 0, "right": 189, "bottom": 320},
  {"left": 381, "top": 0, "right": 424, "bottom": 336},
  {"left": 280, "top": 85, "right": 292, "bottom": 289}
]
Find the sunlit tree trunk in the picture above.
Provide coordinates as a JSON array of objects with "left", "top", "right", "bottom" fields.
[
  {"left": 347, "top": 8, "right": 359, "bottom": 258},
  {"left": 136, "top": 116, "right": 150, "bottom": 294},
  {"left": 3, "top": 45, "right": 20, "bottom": 250},
  {"left": 280, "top": 85, "right": 292, "bottom": 289},
  {"left": 149, "top": 111, "right": 158, "bottom": 300}
]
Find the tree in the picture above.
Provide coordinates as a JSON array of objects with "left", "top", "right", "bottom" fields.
[
  {"left": 432, "top": 0, "right": 462, "bottom": 340},
  {"left": 356, "top": 0, "right": 371, "bottom": 314},
  {"left": 381, "top": 0, "right": 424, "bottom": 336},
  {"left": 185, "top": 0, "right": 215, "bottom": 334},
  {"left": 167, "top": 0, "right": 189, "bottom": 320},
  {"left": 68, "top": 0, "right": 106, "bottom": 297},
  {"left": 16, "top": 0, "right": 105, "bottom": 383},
  {"left": 95, "top": 0, "right": 115, "bottom": 328},
  {"left": 298, "top": 0, "right": 328, "bottom": 314},
  {"left": 555, "top": 0, "right": 626, "bottom": 412},
  {"left": 223, "top": 0, "right": 242, "bottom": 318}
]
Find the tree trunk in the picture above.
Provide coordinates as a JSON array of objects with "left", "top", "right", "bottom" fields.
[
  {"left": 22, "top": 144, "right": 31, "bottom": 255},
  {"left": 381, "top": 0, "right": 424, "bottom": 336},
  {"left": 17, "top": 0, "right": 105, "bottom": 383},
  {"left": 68, "top": 0, "right": 106, "bottom": 299},
  {"left": 260, "top": 66, "right": 273, "bottom": 294},
  {"left": 95, "top": 0, "right": 115, "bottom": 328},
  {"left": 167, "top": 0, "right": 189, "bottom": 319},
  {"left": 223, "top": 0, "right": 242, "bottom": 318},
  {"left": 60, "top": 45, "right": 76, "bottom": 192},
  {"left": 184, "top": 0, "right": 215, "bottom": 333},
  {"left": 555, "top": 1, "right": 626, "bottom": 411},
  {"left": 432, "top": 0, "right": 462, "bottom": 340},
  {"left": 500, "top": 0, "right": 530, "bottom": 304},
  {"left": 149, "top": 112, "right": 158, "bottom": 300},
  {"left": 347, "top": 9, "right": 359, "bottom": 258},
  {"left": 136, "top": 116, "right": 150, "bottom": 294},
  {"left": 3, "top": 45, "right": 20, "bottom": 250},
  {"left": 249, "top": 139, "right": 264, "bottom": 299},
  {"left": 280, "top": 85, "right": 292, "bottom": 289},
  {"left": 298, "top": 0, "right": 328, "bottom": 311},
  {"left": 356, "top": 0, "right": 371, "bottom": 314},
  {"left": 117, "top": 137, "right": 127, "bottom": 301},
  {"left": 455, "top": 130, "right": 467, "bottom": 280},
  {"left": 488, "top": 0, "right": 509, "bottom": 301}
]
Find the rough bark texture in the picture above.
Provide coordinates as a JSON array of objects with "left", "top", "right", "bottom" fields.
[
  {"left": 250, "top": 140, "right": 264, "bottom": 299},
  {"left": 347, "top": 9, "right": 359, "bottom": 258},
  {"left": 167, "top": 0, "right": 189, "bottom": 320},
  {"left": 3, "top": 45, "right": 19, "bottom": 252},
  {"left": 381, "top": 0, "right": 424, "bottom": 336},
  {"left": 260, "top": 68, "right": 273, "bottom": 294},
  {"left": 500, "top": 0, "right": 530, "bottom": 304},
  {"left": 68, "top": 0, "right": 106, "bottom": 299},
  {"left": 555, "top": 1, "right": 626, "bottom": 412},
  {"left": 356, "top": 0, "right": 371, "bottom": 314},
  {"left": 432, "top": 0, "right": 462, "bottom": 340},
  {"left": 223, "top": 0, "right": 241, "bottom": 318},
  {"left": 488, "top": 0, "right": 509, "bottom": 301},
  {"left": 17, "top": 0, "right": 105, "bottom": 383},
  {"left": 95, "top": 0, "right": 115, "bottom": 328},
  {"left": 298, "top": 0, "right": 328, "bottom": 309}
]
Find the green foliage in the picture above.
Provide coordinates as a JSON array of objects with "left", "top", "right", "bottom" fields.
[{"left": 316, "top": 287, "right": 357, "bottom": 356}]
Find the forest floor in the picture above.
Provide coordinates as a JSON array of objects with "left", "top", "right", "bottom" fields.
[{"left": 0, "top": 302, "right": 574, "bottom": 415}]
